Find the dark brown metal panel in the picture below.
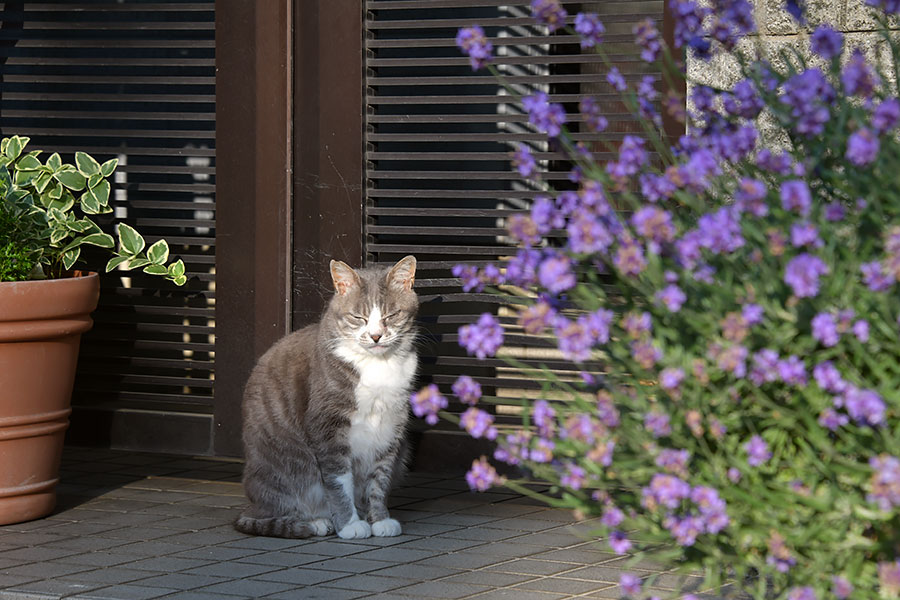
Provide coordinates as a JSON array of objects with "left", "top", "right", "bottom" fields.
[
  {"left": 661, "top": 0, "right": 687, "bottom": 145},
  {"left": 214, "top": 0, "right": 293, "bottom": 457},
  {"left": 292, "top": 0, "right": 365, "bottom": 328}
]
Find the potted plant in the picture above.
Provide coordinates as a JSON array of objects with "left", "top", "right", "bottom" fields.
[{"left": 0, "top": 135, "right": 185, "bottom": 525}]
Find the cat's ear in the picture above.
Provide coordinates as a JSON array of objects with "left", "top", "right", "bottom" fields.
[
  {"left": 387, "top": 255, "right": 416, "bottom": 292},
  {"left": 330, "top": 260, "right": 361, "bottom": 296}
]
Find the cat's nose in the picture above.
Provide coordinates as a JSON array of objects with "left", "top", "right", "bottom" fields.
[{"left": 370, "top": 333, "right": 382, "bottom": 343}]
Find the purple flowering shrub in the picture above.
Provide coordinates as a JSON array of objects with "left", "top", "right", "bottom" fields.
[{"left": 410, "top": 1, "right": 900, "bottom": 597}]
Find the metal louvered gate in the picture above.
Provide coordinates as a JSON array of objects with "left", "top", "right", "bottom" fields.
[
  {"left": 364, "top": 0, "right": 665, "bottom": 467},
  {"left": 0, "top": 1, "right": 216, "bottom": 454}
]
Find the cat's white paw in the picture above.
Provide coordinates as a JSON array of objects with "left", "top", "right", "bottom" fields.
[
  {"left": 371, "top": 518, "right": 402, "bottom": 537},
  {"left": 337, "top": 518, "right": 372, "bottom": 539},
  {"left": 311, "top": 518, "right": 333, "bottom": 536}
]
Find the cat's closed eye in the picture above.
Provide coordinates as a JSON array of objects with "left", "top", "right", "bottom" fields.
[
  {"left": 347, "top": 314, "right": 367, "bottom": 324},
  {"left": 384, "top": 311, "right": 401, "bottom": 321}
]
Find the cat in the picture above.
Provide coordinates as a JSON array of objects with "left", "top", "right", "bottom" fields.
[{"left": 235, "top": 256, "right": 418, "bottom": 539}]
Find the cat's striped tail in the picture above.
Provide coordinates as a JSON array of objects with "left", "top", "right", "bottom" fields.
[{"left": 234, "top": 513, "right": 332, "bottom": 538}]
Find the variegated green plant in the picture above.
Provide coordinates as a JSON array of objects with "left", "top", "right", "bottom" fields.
[{"left": 0, "top": 135, "right": 185, "bottom": 285}]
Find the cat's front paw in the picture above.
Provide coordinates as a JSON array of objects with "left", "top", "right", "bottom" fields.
[
  {"left": 371, "top": 518, "right": 402, "bottom": 537},
  {"left": 337, "top": 518, "right": 372, "bottom": 539},
  {"left": 311, "top": 518, "right": 334, "bottom": 536}
]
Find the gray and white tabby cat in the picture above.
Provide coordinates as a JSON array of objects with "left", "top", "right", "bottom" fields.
[{"left": 235, "top": 256, "right": 418, "bottom": 539}]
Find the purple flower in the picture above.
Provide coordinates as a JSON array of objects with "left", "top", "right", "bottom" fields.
[
  {"left": 608, "top": 530, "right": 632, "bottom": 554},
  {"left": 633, "top": 18, "right": 662, "bottom": 62},
  {"left": 861, "top": 260, "right": 894, "bottom": 291},
  {"left": 744, "top": 435, "right": 771, "bottom": 467},
  {"left": 588, "top": 439, "right": 616, "bottom": 466},
  {"left": 778, "top": 355, "right": 807, "bottom": 386},
  {"left": 562, "top": 413, "right": 602, "bottom": 444},
  {"left": 813, "top": 361, "right": 846, "bottom": 393},
  {"left": 538, "top": 253, "right": 576, "bottom": 294},
  {"left": 511, "top": 144, "right": 538, "bottom": 178},
  {"left": 716, "top": 344, "right": 748, "bottom": 378},
  {"left": 460, "top": 407, "right": 497, "bottom": 440},
  {"left": 410, "top": 384, "right": 448, "bottom": 426},
  {"left": 615, "top": 238, "right": 647, "bottom": 276},
  {"left": 632, "top": 340, "right": 662, "bottom": 369},
  {"left": 602, "top": 505, "right": 625, "bottom": 527},
  {"left": 631, "top": 206, "right": 675, "bottom": 247},
  {"left": 656, "top": 448, "right": 690, "bottom": 476},
  {"left": 735, "top": 178, "right": 768, "bottom": 216},
  {"left": 532, "top": 399, "right": 556, "bottom": 438},
  {"left": 555, "top": 317, "right": 594, "bottom": 362},
  {"left": 619, "top": 573, "right": 642, "bottom": 596},
  {"left": 831, "top": 576, "right": 853, "bottom": 599},
  {"left": 659, "top": 368, "right": 685, "bottom": 392},
  {"left": 574, "top": 12, "right": 604, "bottom": 48},
  {"left": 780, "top": 180, "right": 812, "bottom": 216},
  {"left": 784, "top": 253, "right": 828, "bottom": 298},
  {"left": 767, "top": 531, "right": 796, "bottom": 572},
  {"left": 853, "top": 319, "right": 870, "bottom": 342},
  {"left": 846, "top": 128, "right": 880, "bottom": 166},
  {"left": 843, "top": 386, "right": 885, "bottom": 426},
  {"left": 529, "top": 437, "right": 555, "bottom": 463},
  {"left": 522, "top": 92, "right": 567, "bottom": 138},
  {"left": 644, "top": 412, "right": 671, "bottom": 437},
  {"left": 579, "top": 97, "right": 608, "bottom": 132},
  {"left": 614, "top": 135, "right": 648, "bottom": 176},
  {"left": 728, "top": 467, "right": 741, "bottom": 482},
  {"left": 668, "top": 0, "right": 710, "bottom": 49},
  {"left": 456, "top": 26, "right": 493, "bottom": 70},
  {"left": 507, "top": 214, "right": 541, "bottom": 246},
  {"left": 691, "top": 85, "right": 715, "bottom": 113},
  {"left": 639, "top": 173, "right": 675, "bottom": 203},
  {"left": 664, "top": 514, "right": 703, "bottom": 546},
  {"left": 842, "top": 49, "right": 880, "bottom": 97},
  {"left": 730, "top": 79, "right": 764, "bottom": 118},
  {"left": 452, "top": 375, "right": 482, "bottom": 406},
  {"left": 596, "top": 391, "right": 620, "bottom": 427},
  {"left": 607, "top": 66, "right": 626, "bottom": 92},
  {"left": 466, "top": 456, "right": 501, "bottom": 492},
  {"left": 819, "top": 408, "right": 849, "bottom": 431},
  {"left": 656, "top": 284, "right": 686, "bottom": 313},
  {"left": 531, "top": 0, "right": 567, "bottom": 31},
  {"left": 810, "top": 25, "right": 843, "bottom": 60},
  {"left": 567, "top": 213, "right": 613, "bottom": 254},
  {"left": 790, "top": 222, "right": 822, "bottom": 248},
  {"left": 696, "top": 207, "right": 744, "bottom": 254},
  {"left": 453, "top": 264, "right": 481, "bottom": 292},
  {"left": 780, "top": 69, "right": 834, "bottom": 136},
  {"left": 785, "top": 0, "right": 806, "bottom": 23},
  {"left": 868, "top": 454, "right": 900, "bottom": 510},
  {"left": 643, "top": 473, "right": 691, "bottom": 509},
  {"left": 750, "top": 348, "right": 780, "bottom": 385},
  {"left": 811, "top": 312, "right": 839, "bottom": 347},
  {"left": 742, "top": 303, "right": 763, "bottom": 325},
  {"left": 560, "top": 463, "right": 587, "bottom": 490},
  {"left": 824, "top": 202, "right": 846, "bottom": 221},
  {"left": 583, "top": 309, "right": 613, "bottom": 344},
  {"left": 873, "top": 97, "right": 900, "bottom": 133},
  {"left": 880, "top": 560, "right": 900, "bottom": 595},
  {"left": 459, "top": 313, "right": 504, "bottom": 359},
  {"left": 868, "top": 0, "right": 900, "bottom": 14},
  {"left": 787, "top": 587, "right": 817, "bottom": 600},
  {"left": 505, "top": 249, "right": 540, "bottom": 287},
  {"left": 519, "top": 300, "right": 556, "bottom": 335}
]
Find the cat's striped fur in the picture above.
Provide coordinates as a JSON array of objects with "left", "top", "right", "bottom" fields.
[{"left": 235, "top": 256, "right": 418, "bottom": 539}]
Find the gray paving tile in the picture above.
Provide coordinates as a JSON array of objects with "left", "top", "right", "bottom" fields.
[
  {"left": 56, "top": 551, "right": 143, "bottom": 568},
  {"left": 438, "top": 571, "right": 535, "bottom": 587},
  {"left": 416, "top": 552, "right": 510, "bottom": 571},
  {"left": 153, "top": 592, "right": 253, "bottom": 600},
  {"left": 516, "top": 577, "right": 612, "bottom": 594},
  {"left": 190, "top": 578, "right": 296, "bottom": 597},
  {"left": 511, "top": 531, "right": 586, "bottom": 548},
  {"left": 322, "top": 573, "right": 415, "bottom": 593},
  {"left": 0, "top": 575, "right": 42, "bottom": 590},
  {"left": 4, "top": 577, "right": 105, "bottom": 597},
  {"left": 150, "top": 516, "right": 224, "bottom": 531},
  {"left": 301, "top": 556, "right": 394, "bottom": 573},
  {"left": 181, "top": 560, "right": 281, "bottom": 578},
  {"left": 74, "top": 584, "right": 181, "bottom": 599},
  {"left": 221, "top": 536, "right": 307, "bottom": 551},
  {"left": 394, "top": 536, "right": 487, "bottom": 552},
  {"left": 37, "top": 521, "right": 124, "bottom": 537},
  {"left": 236, "top": 551, "right": 333, "bottom": 567},
  {"left": 254, "top": 567, "right": 348, "bottom": 586},
  {"left": 122, "top": 556, "right": 215, "bottom": 573},
  {"left": 114, "top": 541, "right": 197, "bottom": 557},
  {"left": 465, "top": 541, "right": 550, "bottom": 558},
  {"left": 442, "top": 527, "right": 526, "bottom": 542},
  {"left": 350, "top": 546, "right": 438, "bottom": 563},
  {"left": 418, "top": 513, "right": 499, "bottom": 526},
  {"left": 528, "top": 547, "right": 619, "bottom": 565},
  {"left": 133, "top": 572, "right": 228, "bottom": 591},
  {"left": 263, "top": 589, "right": 368, "bottom": 600},
  {"left": 297, "top": 540, "right": 372, "bottom": 557},
  {"left": 66, "top": 567, "right": 158, "bottom": 585},
  {"left": 396, "top": 522, "right": 463, "bottom": 537},
  {"left": 485, "top": 558, "right": 582, "bottom": 576},
  {"left": 564, "top": 564, "right": 653, "bottom": 583},
  {"left": 482, "top": 518, "right": 562, "bottom": 532},
  {"left": 368, "top": 563, "right": 463, "bottom": 581},
  {"left": 156, "top": 530, "right": 245, "bottom": 546},
  {"left": 99, "top": 527, "right": 186, "bottom": 542},
  {"left": 390, "top": 580, "right": 492, "bottom": 599},
  {"left": 171, "top": 546, "right": 264, "bottom": 562},
  {"left": 43, "top": 536, "right": 134, "bottom": 552},
  {"left": 3, "top": 561, "right": 93, "bottom": 579},
  {"left": 0, "top": 531, "right": 69, "bottom": 546},
  {"left": 467, "top": 589, "right": 569, "bottom": 600}
]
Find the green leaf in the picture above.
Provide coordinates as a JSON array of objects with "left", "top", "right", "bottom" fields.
[
  {"left": 48, "top": 181, "right": 63, "bottom": 200},
  {"left": 47, "top": 194, "right": 75, "bottom": 213},
  {"left": 34, "top": 171, "right": 53, "bottom": 193},
  {"left": 100, "top": 158, "right": 118, "bottom": 178},
  {"left": 0, "top": 164, "right": 10, "bottom": 192},
  {"left": 167, "top": 259, "right": 185, "bottom": 278},
  {"left": 105, "top": 255, "right": 131, "bottom": 272},
  {"left": 54, "top": 170, "right": 86, "bottom": 191},
  {"left": 6, "top": 136, "right": 22, "bottom": 160},
  {"left": 0, "top": 139, "right": 6, "bottom": 154},
  {"left": 146, "top": 239, "right": 169, "bottom": 265},
  {"left": 80, "top": 190, "right": 101, "bottom": 214},
  {"left": 87, "top": 172, "right": 102, "bottom": 189},
  {"left": 50, "top": 228, "right": 69, "bottom": 245},
  {"left": 172, "top": 275, "right": 187, "bottom": 286},
  {"left": 81, "top": 233, "right": 115, "bottom": 249},
  {"left": 47, "top": 152, "right": 61, "bottom": 171},
  {"left": 16, "top": 154, "right": 41, "bottom": 170},
  {"left": 143, "top": 264, "right": 169, "bottom": 276},
  {"left": 61, "top": 247, "right": 81, "bottom": 270},
  {"left": 74, "top": 151, "right": 100, "bottom": 177},
  {"left": 13, "top": 168, "right": 37, "bottom": 187},
  {"left": 125, "top": 257, "right": 150, "bottom": 269},
  {"left": 90, "top": 179, "right": 110, "bottom": 207},
  {"left": 117, "top": 223, "right": 145, "bottom": 255}
]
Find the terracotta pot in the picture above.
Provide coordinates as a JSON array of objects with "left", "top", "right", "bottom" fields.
[{"left": 0, "top": 272, "right": 99, "bottom": 525}]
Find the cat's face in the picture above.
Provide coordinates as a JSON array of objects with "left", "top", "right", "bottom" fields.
[{"left": 328, "top": 256, "right": 418, "bottom": 356}]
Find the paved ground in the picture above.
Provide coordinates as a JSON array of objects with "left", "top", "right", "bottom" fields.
[{"left": 0, "top": 447, "right": 709, "bottom": 600}]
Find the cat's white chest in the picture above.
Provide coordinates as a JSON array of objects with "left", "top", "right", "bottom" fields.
[{"left": 337, "top": 348, "right": 417, "bottom": 464}]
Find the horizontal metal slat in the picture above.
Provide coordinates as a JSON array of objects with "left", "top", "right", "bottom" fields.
[
  {"left": 3, "top": 92, "right": 214, "bottom": 103},
  {"left": 366, "top": 14, "right": 658, "bottom": 30},
  {"left": 2, "top": 109, "right": 215, "bottom": 121},
  {"left": 368, "top": 73, "right": 612, "bottom": 86},
  {"left": 9, "top": 127, "right": 213, "bottom": 139},
  {"left": 367, "top": 207, "right": 519, "bottom": 217},
  {"left": 2, "top": 57, "right": 214, "bottom": 67},
  {"left": 368, "top": 225, "right": 507, "bottom": 236},
  {"left": 2, "top": 74, "right": 214, "bottom": 84}
]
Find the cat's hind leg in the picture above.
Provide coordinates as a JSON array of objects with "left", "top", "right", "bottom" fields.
[{"left": 234, "top": 509, "right": 322, "bottom": 538}]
